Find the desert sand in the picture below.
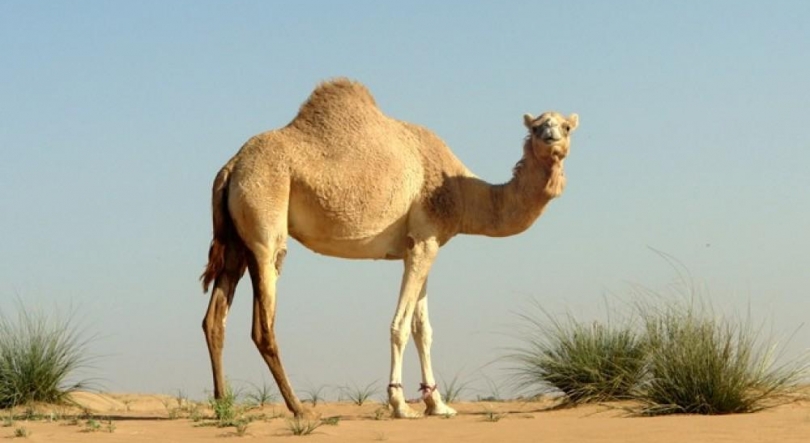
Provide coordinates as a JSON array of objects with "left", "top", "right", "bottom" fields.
[{"left": 3, "top": 392, "right": 809, "bottom": 442}]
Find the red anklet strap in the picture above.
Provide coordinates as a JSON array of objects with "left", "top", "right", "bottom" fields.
[{"left": 418, "top": 383, "right": 437, "bottom": 399}]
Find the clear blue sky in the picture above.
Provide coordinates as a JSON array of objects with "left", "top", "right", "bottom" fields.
[{"left": 2, "top": 1, "right": 808, "bottom": 400}]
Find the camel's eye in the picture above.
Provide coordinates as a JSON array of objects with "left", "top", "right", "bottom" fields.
[
  {"left": 532, "top": 125, "right": 544, "bottom": 135},
  {"left": 562, "top": 123, "right": 571, "bottom": 133}
]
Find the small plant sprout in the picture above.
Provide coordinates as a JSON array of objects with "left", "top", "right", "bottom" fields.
[
  {"left": 234, "top": 418, "right": 250, "bottom": 436},
  {"left": 340, "top": 381, "right": 379, "bottom": 406},
  {"left": 439, "top": 372, "right": 471, "bottom": 403},
  {"left": 83, "top": 419, "right": 102, "bottom": 432},
  {"left": 287, "top": 417, "right": 323, "bottom": 436},
  {"left": 321, "top": 416, "right": 340, "bottom": 426},
  {"left": 481, "top": 405, "right": 506, "bottom": 422},
  {"left": 245, "top": 380, "right": 278, "bottom": 407},
  {"left": 373, "top": 407, "right": 389, "bottom": 420},
  {"left": 209, "top": 384, "right": 240, "bottom": 423},
  {"left": 302, "top": 385, "right": 328, "bottom": 406},
  {"left": 476, "top": 373, "right": 504, "bottom": 402}
]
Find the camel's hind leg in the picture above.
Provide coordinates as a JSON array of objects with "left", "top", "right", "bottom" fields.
[
  {"left": 229, "top": 167, "right": 304, "bottom": 416},
  {"left": 246, "top": 239, "right": 306, "bottom": 417},
  {"left": 202, "top": 245, "right": 246, "bottom": 399},
  {"left": 412, "top": 285, "right": 457, "bottom": 416}
]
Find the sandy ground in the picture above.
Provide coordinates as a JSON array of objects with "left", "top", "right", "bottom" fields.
[{"left": 2, "top": 392, "right": 809, "bottom": 442}]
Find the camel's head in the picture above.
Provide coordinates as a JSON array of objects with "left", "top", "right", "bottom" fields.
[{"left": 523, "top": 112, "right": 579, "bottom": 164}]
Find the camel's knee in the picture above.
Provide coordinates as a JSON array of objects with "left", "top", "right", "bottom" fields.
[
  {"left": 251, "top": 322, "right": 280, "bottom": 357},
  {"left": 411, "top": 316, "right": 432, "bottom": 343},
  {"left": 203, "top": 308, "right": 227, "bottom": 345},
  {"left": 203, "top": 288, "right": 232, "bottom": 345},
  {"left": 390, "top": 323, "right": 411, "bottom": 348},
  {"left": 251, "top": 324, "right": 268, "bottom": 349},
  {"left": 202, "top": 312, "right": 221, "bottom": 335}
]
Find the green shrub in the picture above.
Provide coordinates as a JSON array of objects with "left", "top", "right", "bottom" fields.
[
  {"left": 506, "top": 274, "right": 808, "bottom": 416},
  {"left": 634, "top": 298, "right": 807, "bottom": 415},
  {"left": 439, "top": 372, "right": 471, "bottom": 403},
  {"left": 507, "top": 304, "right": 645, "bottom": 404},
  {"left": 339, "top": 381, "right": 377, "bottom": 406},
  {"left": 245, "top": 380, "right": 278, "bottom": 407},
  {"left": 0, "top": 303, "right": 94, "bottom": 408},
  {"left": 287, "top": 417, "right": 322, "bottom": 436},
  {"left": 209, "top": 384, "right": 240, "bottom": 424}
]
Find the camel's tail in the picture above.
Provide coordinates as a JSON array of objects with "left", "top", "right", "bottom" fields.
[{"left": 200, "top": 160, "right": 244, "bottom": 292}]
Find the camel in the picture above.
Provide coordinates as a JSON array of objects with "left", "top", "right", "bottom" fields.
[{"left": 200, "top": 78, "right": 579, "bottom": 418}]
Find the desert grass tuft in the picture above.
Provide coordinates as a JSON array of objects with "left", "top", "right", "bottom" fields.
[
  {"left": 302, "top": 385, "right": 328, "bottom": 406},
  {"left": 633, "top": 296, "right": 808, "bottom": 415},
  {"left": 287, "top": 417, "right": 323, "bottom": 436},
  {"left": 373, "top": 406, "right": 389, "bottom": 420},
  {"left": 481, "top": 405, "right": 506, "bottom": 422},
  {"left": 0, "top": 302, "right": 95, "bottom": 408},
  {"left": 321, "top": 415, "right": 340, "bottom": 425},
  {"left": 233, "top": 418, "right": 250, "bottom": 436},
  {"left": 505, "top": 255, "right": 810, "bottom": 416},
  {"left": 245, "top": 380, "right": 278, "bottom": 407},
  {"left": 439, "top": 372, "right": 472, "bottom": 403},
  {"left": 340, "top": 381, "right": 378, "bottom": 406},
  {"left": 82, "top": 418, "right": 102, "bottom": 432},
  {"left": 209, "top": 384, "right": 240, "bottom": 423},
  {"left": 506, "top": 303, "right": 645, "bottom": 404}
]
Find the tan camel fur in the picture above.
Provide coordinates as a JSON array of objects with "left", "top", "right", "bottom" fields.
[{"left": 201, "top": 78, "right": 579, "bottom": 418}]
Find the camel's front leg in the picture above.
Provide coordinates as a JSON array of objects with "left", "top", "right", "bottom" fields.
[
  {"left": 388, "top": 237, "right": 438, "bottom": 418},
  {"left": 412, "top": 285, "right": 457, "bottom": 416}
]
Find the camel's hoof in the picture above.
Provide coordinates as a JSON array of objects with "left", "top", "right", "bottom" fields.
[
  {"left": 292, "top": 407, "right": 317, "bottom": 420},
  {"left": 425, "top": 403, "right": 457, "bottom": 417},
  {"left": 392, "top": 405, "right": 423, "bottom": 419}
]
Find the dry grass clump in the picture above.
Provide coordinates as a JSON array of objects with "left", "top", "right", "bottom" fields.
[
  {"left": 287, "top": 417, "right": 323, "bottom": 436},
  {"left": 507, "top": 304, "right": 644, "bottom": 405},
  {"left": 0, "top": 303, "right": 94, "bottom": 408},
  {"left": 633, "top": 297, "right": 807, "bottom": 415},
  {"left": 508, "top": 277, "right": 807, "bottom": 414}
]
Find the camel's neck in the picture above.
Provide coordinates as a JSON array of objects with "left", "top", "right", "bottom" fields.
[{"left": 458, "top": 152, "right": 565, "bottom": 237}]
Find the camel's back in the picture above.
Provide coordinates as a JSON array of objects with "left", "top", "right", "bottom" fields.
[{"left": 228, "top": 79, "right": 469, "bottom": 258}]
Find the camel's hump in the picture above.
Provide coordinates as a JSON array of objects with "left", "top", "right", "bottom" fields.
[
  {"left": 292, "top": 78, "right": 383, "bottom": 131},
  {"left": 299, "top": 78, "right": 378, "bottom": 112}
]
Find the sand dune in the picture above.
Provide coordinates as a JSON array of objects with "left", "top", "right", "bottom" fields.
[{"left": 3, "top": 392, "right": 809, "bottom": 442}]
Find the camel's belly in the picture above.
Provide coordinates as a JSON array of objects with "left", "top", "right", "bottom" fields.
[{"left": 289, "top": 212, "right": 409, "bottom": 260}]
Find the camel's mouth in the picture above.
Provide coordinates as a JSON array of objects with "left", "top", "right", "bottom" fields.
[{"left": 532, "top": 123, "right": 566, "bottom": 144}]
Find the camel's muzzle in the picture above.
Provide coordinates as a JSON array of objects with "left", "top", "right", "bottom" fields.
[{"left": 533, "top": 124, "right": 563, "bottom": 143}]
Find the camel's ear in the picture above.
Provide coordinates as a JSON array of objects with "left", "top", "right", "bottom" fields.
[
  {"left": 523, "top": 113, "right": 535, "bottom": 129},
  {"left": 567, "top": 113, "right": 579, "bottom": 131}
]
